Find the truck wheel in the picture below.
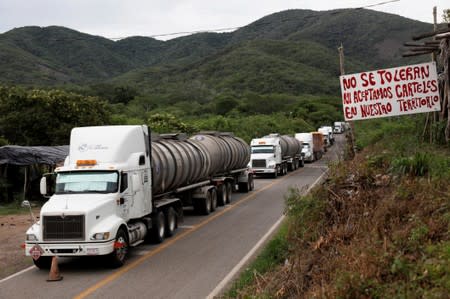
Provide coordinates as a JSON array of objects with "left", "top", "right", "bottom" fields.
[
  {"left": 272, "top": 169, "right": 278, "bottom": 178},
  {"left": 300, "top": 159, "right": 305, "bottom": 167},
  {"left": 107, "top": 228, "right": 129, "bottom": 268},
  {"left": 210, "top": 188, "right": 217, "bottom": 212},
  {"left": 248, "top": 175, "right": 254, "bottom": 191},
  {"left": 225, "top": 182, "right": 232, "bottom": 204},
  {"left": 200, "top": 195, "right": 212, "bottom": 215},
  {"left": 217, "top": 184, "right": 226, "bottom": 206},
  {"left": 165, "top": 207, "right": 177, "bottom": 237},
  {"left": 238, "top": 181, "right": 249, "bottom": 193},
  {"left": 33, "top": 256, "right": 52, "bottom": 269},
  {"left": 152, "top": 211, "right": 165, "bottom": 243}
]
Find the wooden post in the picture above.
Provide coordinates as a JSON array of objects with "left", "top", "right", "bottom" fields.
[
  {"left": 23, "top": 166, "right": 28, "bottom": 202},
  {"left": 338, "top": 43, "right": 355, "bottom": 158}
]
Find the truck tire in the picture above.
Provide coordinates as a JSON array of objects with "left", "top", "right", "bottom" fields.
[
  {"left": 272, "top": 169, "right": 278, "bottom": 179},
  {"left": 238, "top": 181, "right": 249, "bottom": 193},
  {"left": 299, "top": 159, "right": 305, "bottom": 167},
  {"left": 217, "top": 184, "right": 227, "bottom": 206},
  {"left": 210, "top": 188, "right": 217, "bottom": 212},
  {"left": 33, "top": 256, "right": 52, "bottom": 269},
  {"left": 165, "top": 207, "right": 177, "bottom": 237},
  {"left": 248, "top": 175, "right": 254, "bottom": 191},
  {"left": 107, "top": 228, "right": 129, "bottom": 268},
  {"left": 225, "top": 182, "right": 232, "bottom": 204},
  {"left": 151, "top": 211, "right": 165, "bottom": 243},
  {"left": 199, "top": 194, "right": 212, "bottom": 215}
]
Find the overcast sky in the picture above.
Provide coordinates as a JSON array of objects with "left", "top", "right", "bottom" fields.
[{"left": 0, "top": 0, "right": 447, "bottom": 40}]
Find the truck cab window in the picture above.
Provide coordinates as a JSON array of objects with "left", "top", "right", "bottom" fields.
[{"left": 120, "top": 173, "right": 128, "bottom": 193}]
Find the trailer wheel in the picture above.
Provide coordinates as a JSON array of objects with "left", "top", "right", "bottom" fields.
[
  {"left": 217, "top": 184, "right": 227, "bottom": 206},
  {"left": 225, "top": 182, "right": 232, "bottom": 204},
  {"left": 107, "top": 228, "right": 129, "bottom": 268},
  {"left": 199, "top": 194, "right": 212, "bottom": 215},
  {"left": 210, "top": 188, "right": 217, "bottom": 212},
  {"left": 165, "top": 207, "right": 177, "bottom": 237},
  {"left": 152, "top": 211, "right": 165, "bottom": 243},
  {"left": 33, "top": 256, "right": 52, "bottom": 269}
]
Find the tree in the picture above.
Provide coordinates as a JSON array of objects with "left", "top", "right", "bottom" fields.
[
  {"left": 443, "top": 9, "right": 450, "bottom": 22},
  {"left": 0, "top": 86, "right": 111, "bottom": 145},
  {"left": 147, "top": 113, "right": 198, "bottom": 134}
]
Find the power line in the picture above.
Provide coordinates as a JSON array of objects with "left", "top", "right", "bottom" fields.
[
  {"left": 2, "top": 1, "right": 402, "bottom": 42},
  {"left": 106, "top": 0, "right": 402, "bottom": 40}
]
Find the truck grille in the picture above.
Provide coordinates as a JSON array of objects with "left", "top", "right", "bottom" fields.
[
  {"left": 43, "top": 215, "right": 85, "bottom": 241},
  {"left": 252, "top": 159, "right": 266, "bottom": 168}
]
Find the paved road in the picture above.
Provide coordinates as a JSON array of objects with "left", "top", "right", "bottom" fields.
[{"left": 0, "top": 135, "right": 345, "bottom": 299}]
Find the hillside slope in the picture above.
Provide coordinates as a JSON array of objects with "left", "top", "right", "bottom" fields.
[{"left": 0, "top": 9, "right": 431, "bottom": 86}]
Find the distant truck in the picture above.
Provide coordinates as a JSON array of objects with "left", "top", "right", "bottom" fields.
[
  {"left": 333, "top": 122, "right": 345, "bottom": 134},
  {"left": 24, "top": 125, "right": 253, "bottom": 269},
  {"left": 249, "top": 134, "right": 304, "bottom": 178},
  {"left": 318, "top": 126, "right": 334, "bottom": 147},
  {"left": 294, "top": 132, "right": 324, "bottom": 162}
]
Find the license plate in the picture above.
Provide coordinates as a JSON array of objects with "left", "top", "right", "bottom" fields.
[{"left": 29, "top": 244, "right": 44, "bottom": 260}]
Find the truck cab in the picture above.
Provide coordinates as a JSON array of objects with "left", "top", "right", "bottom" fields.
[
  {"left": 249, "top": 137, "right": 283, "bottom": 177},
  {"left": 25, "top": 126, "right": 167, "bottom": 269}
]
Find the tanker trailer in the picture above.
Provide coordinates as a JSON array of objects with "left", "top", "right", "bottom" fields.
[
  {"left": 26, "top": 126, "right": 253, "bottom": 269},
  {"left": 280, "top": 135, "right": 304, "bottom": 171}
]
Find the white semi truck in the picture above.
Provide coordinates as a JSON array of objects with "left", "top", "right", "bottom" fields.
[
  {"left": 249, "top": 134, "right": 303, "bottom": 178},
  {"left": 333, "top": 122, "right": 345, "bottom": 134},
  {"left": 318, "top": 126, "right": 334, "bottom": 147},
  {"left": 24, "top": 125, "right": 253, "bottom": 268}
]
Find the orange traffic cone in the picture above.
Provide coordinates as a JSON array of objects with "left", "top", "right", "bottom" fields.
[{"left": 47, "top": 256, "right": 63, "bottom": 282}]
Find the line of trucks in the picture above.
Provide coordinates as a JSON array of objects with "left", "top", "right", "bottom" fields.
[{"left": 23, "top": 124, "right": 343, "bottom": 269}]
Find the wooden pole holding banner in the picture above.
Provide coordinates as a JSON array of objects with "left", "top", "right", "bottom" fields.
[{"left": 338, "top": 43, "right": 355, "bottom": 158}]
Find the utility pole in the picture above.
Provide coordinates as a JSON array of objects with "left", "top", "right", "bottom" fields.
[{"left": 338, "top": 43, "right": 355, "bottom": 158}]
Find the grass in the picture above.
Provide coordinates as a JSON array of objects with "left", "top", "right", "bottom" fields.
[
  {"left": 0, "top": 201, "right": 42, "bottom": 216},
  {"left": 229, "top": 116, "right": 450, "bottom": 298},
  {"left": 224, "top": 221, "right": 289, "bottom": 298},
  {"left": 0, "top": 202, "right": 28, "bottom": 216}
]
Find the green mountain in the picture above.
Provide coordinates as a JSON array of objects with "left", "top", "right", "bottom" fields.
[{"left": 0, "top": 9, "right": 431, "bottom": 88}]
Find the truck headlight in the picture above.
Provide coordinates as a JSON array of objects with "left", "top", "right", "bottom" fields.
[
  {"left": 267, "top": 162, "right": 276, "bottom": 168},
  {"left": 26, "top": 234, "right": 38, "bottom": 241},
  {"left": 91, "top": 232, "right": 110, "bottom": 240}
]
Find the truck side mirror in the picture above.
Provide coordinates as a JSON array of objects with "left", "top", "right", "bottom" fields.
[
  {"left": 40, "top": 173, "right": 55, "bottom": 198},
  {"left": 40, "top": 177, "right": 47, "bottom": 195}
]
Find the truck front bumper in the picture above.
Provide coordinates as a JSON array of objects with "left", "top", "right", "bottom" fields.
[{"left": 25, "top": 240, "right": 115, "bottom": 257}]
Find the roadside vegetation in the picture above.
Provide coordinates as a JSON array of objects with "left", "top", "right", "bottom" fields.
[{"left": 225, "top": 115, "right": 450, "bottom": 298}]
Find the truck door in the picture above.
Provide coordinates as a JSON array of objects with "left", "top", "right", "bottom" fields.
[{"left": 118, "top": 172, "right": 131, "bottom": 218}]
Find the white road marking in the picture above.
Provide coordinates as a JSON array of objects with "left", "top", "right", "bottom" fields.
[
  {"left": 0, "top": 266, "right": 34, "bottom": 284},
  {"left": 206, "top": 169, "right": 329, "bottom": 299}
]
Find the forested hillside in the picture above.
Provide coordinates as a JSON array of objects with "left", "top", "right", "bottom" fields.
[
  {"left": 0, "top": 9, "right": 430, "bottom": 87},
  {"left": 0, "top": 8, "right": 433, "bottom": 147}
]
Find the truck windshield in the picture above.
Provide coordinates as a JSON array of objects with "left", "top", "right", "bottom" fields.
[
  {"left": 302, "top": 143, "right": 310, "bottom": 149},
  {"left": 55, "top": 171, "right": 119, "bottom": 194},
  {"left": 251, "top": 146, "right": 274, "bottom": 154}
]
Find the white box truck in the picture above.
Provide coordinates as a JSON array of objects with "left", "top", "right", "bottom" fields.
[
  {"left": 24, "top": 126, "right": 253, "bottom": 268},
  {"left": 249, "top": 134, "right": 303, "bottom": 178}
]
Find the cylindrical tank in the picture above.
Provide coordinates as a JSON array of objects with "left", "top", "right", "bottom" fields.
[
  {"left": 190, "top": 132, "right": 250, "bottom": 175},
  {"left": 279, "top": 135, "right": 301, "bottom": 157},
  {"left": 151, "top": 132, "right": 250, "bottom": 195}
]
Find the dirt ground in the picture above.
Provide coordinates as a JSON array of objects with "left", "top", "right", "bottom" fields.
[{"left": 0, "top": 210, "right": 39, "bottom": 280}]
